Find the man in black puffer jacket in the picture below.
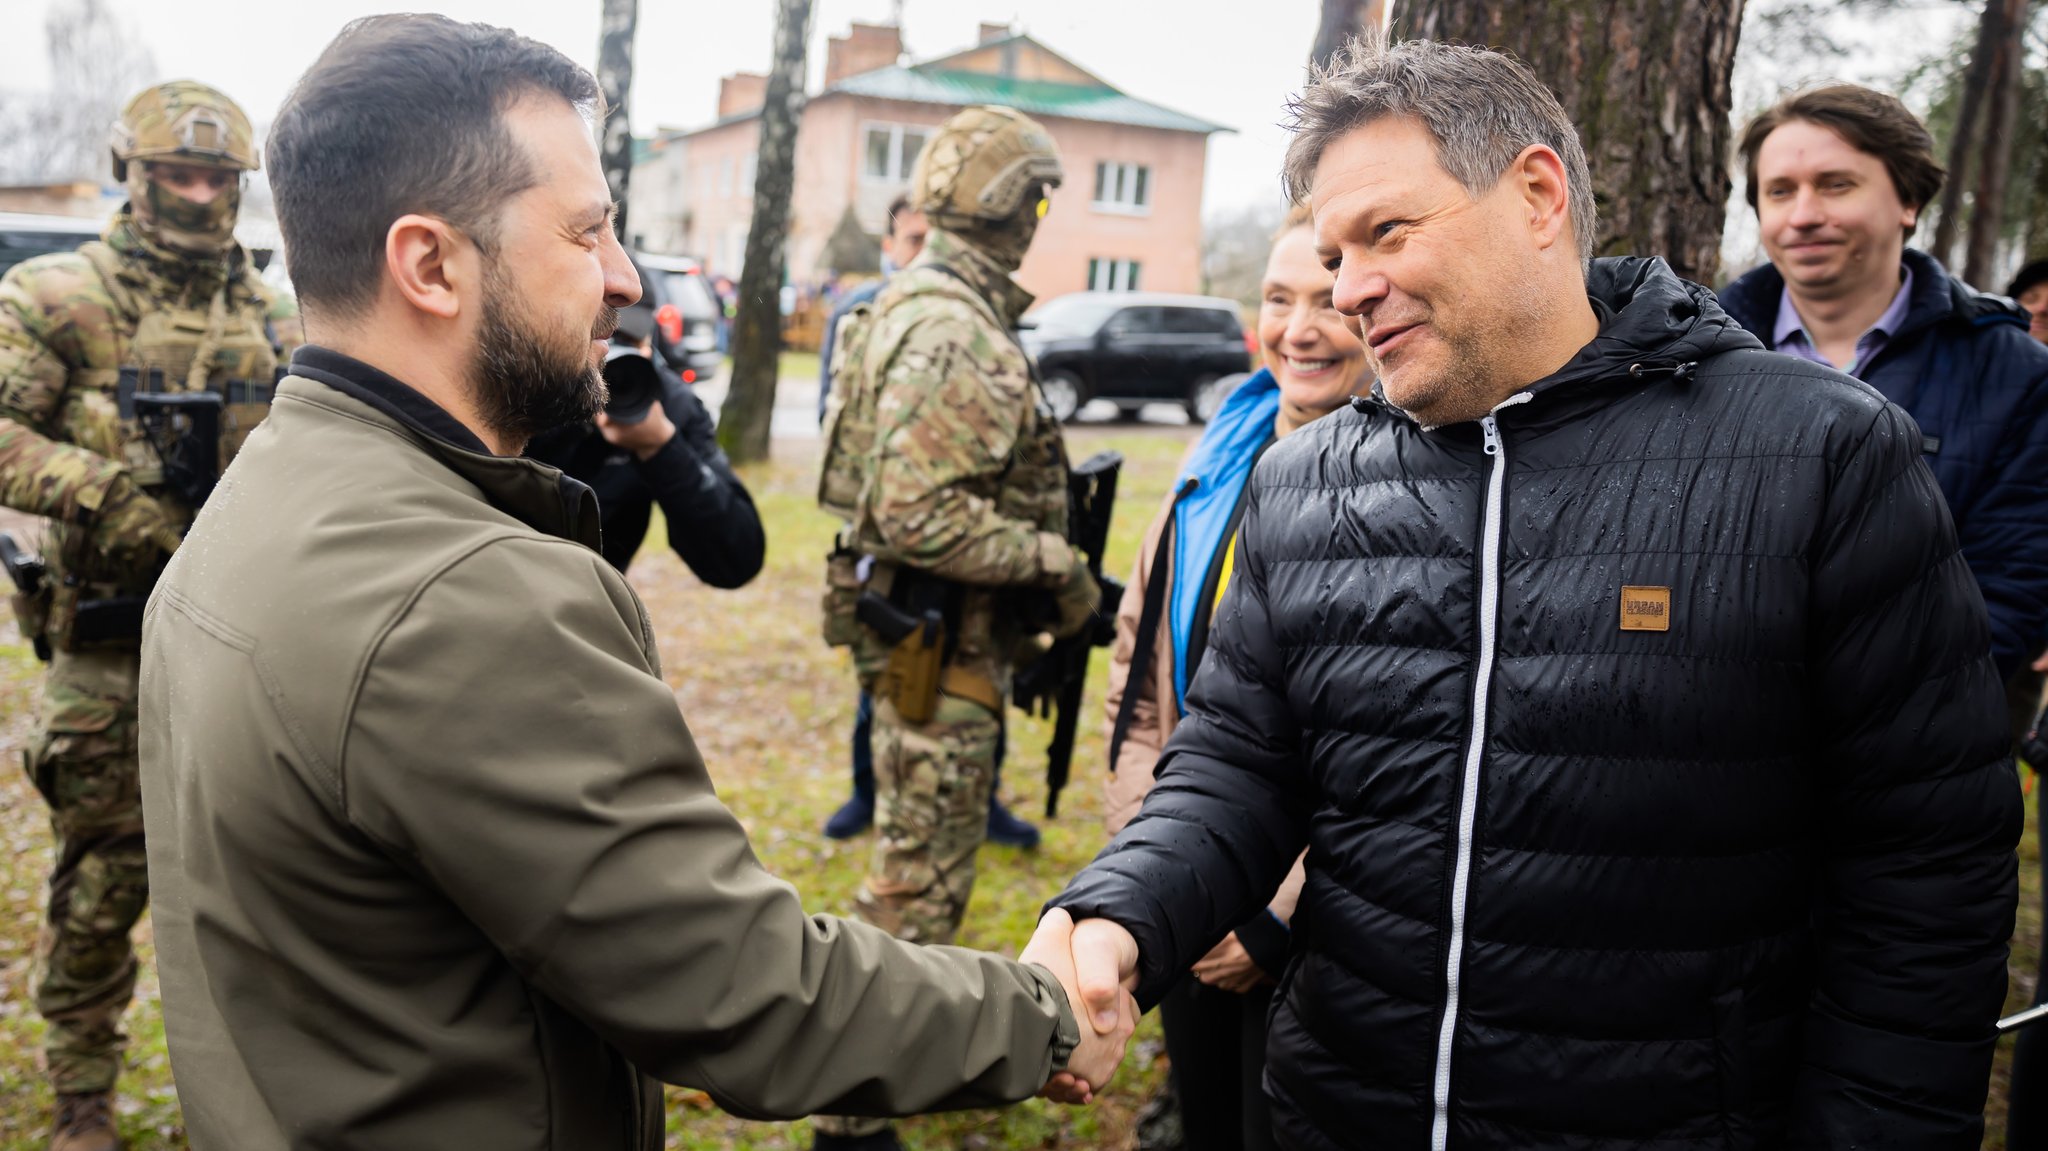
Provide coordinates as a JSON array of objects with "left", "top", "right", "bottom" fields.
[{"left": 1038, "top": 36, "right": 2021, "bottom": 1151}]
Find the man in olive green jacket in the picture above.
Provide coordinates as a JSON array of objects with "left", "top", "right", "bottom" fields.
[{"left": 137, "top": 16, "right": 1129, "bottom": 1151}]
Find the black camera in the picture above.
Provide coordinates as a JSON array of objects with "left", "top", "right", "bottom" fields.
[{"left": 600, "top": 346, "right": 662, "bottom": 424}]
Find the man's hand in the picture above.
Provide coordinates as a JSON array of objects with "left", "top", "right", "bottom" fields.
[
  {"left": 2032, "top": 646, "right": 2048, "bottom": 673},
  {"left": 1050, "top": 561, "right": 1103, "bottom": 640},
  {"left": 1020, "top": 909, "right": 1137, "bottom": 1104},
  {"left": 595, "top": 405, "right": 677, "bottom": 461},
  {"left": 1191, "top": 932, "right": 1268, "bottom": 994},
  {"left": 86, "top": 474, "right": 182, "bottom": 570}
]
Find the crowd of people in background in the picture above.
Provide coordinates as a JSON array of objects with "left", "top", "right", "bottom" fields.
[{"left": 0, "top": 11, "right": 2045, "bottom": 1151}]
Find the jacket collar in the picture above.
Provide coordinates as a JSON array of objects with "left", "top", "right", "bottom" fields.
[
  {"left": 288, "top": 345, "right": 602, "bottom": 551},
  {"left": 1721, "top": 247, "right": 2028, "bottom": 349},
  {"left": 917, "top": 230, "right": 1035, "bottom": 327},
  {"left": 1406, "top": 257, "right": 1759, "bottom": 440}
]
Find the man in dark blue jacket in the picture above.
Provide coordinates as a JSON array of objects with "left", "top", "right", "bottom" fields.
[
  {"left": 1719, "top": 84, "right": 2048, "bottom": 686},
  {"left": 1036, "top": 37, "right": 2020, "bottom": 1150}
]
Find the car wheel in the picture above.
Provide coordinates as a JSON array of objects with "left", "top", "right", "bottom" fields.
[
  {"left": 1185, "top": 374, "right": 1234, "bottom": 424},
  {"left": 1040, "top": 371, "right": 1085, "bottom": 423}
]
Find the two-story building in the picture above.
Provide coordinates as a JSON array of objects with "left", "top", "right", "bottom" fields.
[{"left": 632, "top": 21, "right": 1227, "bottom": 300}]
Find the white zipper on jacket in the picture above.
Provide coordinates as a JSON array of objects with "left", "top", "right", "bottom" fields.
[{"left": 1430, "top": 393, "right": 1530, "bottom": 1151}]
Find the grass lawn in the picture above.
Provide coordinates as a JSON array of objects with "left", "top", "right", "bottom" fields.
[
  {"left": 0, "top": 423, "right": 2037, "bottom": 1148},
  {"left": 778, "top": 350, "right": 822, "bottom": 385}
]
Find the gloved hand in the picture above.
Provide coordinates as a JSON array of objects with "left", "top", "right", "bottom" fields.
[
  {"left": 85, "top": 474, "right": 183, "bottom": 571},
  {"left": 1051, "top": 559, "right": 1103, "bottom": 640}
]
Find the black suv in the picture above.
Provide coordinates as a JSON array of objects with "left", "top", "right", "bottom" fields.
[
  {"left": 1019, "top": 292, "right": 1252, "bottom": 422},
  {"left": 633, "top": 252, "right": 724, "bottom": 382}
]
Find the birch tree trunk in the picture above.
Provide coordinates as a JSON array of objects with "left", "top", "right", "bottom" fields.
[
  {"left": 1401, "top": 0, "right": 1747, "bottom": 283},
  {"left": 596, "top": 0, "right": 638, "bottom": 243},
  {"left": 718, "top": 0, "right": 815, "bottom": 464}
]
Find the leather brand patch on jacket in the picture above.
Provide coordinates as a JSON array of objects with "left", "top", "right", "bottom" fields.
[{"left": 1620, "top": 586, "right": 1671, "bottom": 631}]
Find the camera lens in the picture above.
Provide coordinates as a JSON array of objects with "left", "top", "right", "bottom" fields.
[{"left": 601, "top": 347, "right": 661, "bottom": 424}]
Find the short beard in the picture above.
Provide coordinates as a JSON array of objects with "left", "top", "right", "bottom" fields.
[
  {"left": 471, "top": 262, "right": 615, "bottom": 451},
  {"left": 1390, "top": 307, "right": 1526, "bottom": 429}
]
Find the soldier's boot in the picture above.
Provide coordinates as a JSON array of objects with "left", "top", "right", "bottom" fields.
[
  {"left": 810, "top": 1129, "right": 903, "bottom": 1151},
  {"left": 48, "top": 1093, "right": 123, "bottom": 1151}
]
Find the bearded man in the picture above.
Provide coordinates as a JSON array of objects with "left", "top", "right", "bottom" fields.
[{"left": 135, "top": 15, "right": 1133, "bottom": 1151}]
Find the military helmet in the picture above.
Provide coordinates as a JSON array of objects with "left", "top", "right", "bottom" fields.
[
  {"left": 110, "top": 81, "right": 258, "bottom": 178},
  {"left": 910, "top": 105, "right": 1063, "bottom": 228}
]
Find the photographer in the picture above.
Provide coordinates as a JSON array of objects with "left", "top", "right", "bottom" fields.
[{"left": 527, "top": 300, "right": 763, "bottom": 585}]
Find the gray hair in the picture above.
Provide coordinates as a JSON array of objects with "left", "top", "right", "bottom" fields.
[{"left": 1281, "top": 34, "right": 1597, "bottom": 263}]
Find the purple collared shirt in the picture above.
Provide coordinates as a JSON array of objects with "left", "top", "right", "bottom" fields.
[{"left": 1772, "top": 267, "right": 1914, "bottom": 376}]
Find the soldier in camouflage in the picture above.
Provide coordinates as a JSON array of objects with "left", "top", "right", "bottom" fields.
[
  {"left": 812, "top": 104, "right": 1102, "bottom": 1151},
  {"left": 0, "top": 81, "right": 296, "bottom": 1151}
]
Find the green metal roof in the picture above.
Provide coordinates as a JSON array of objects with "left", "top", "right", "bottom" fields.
[
  {"left": 825, "top": 63, "right": 1229, "bottom": 136},
  {"left": 675, "top": 34, "right": 1230, "bottom": 139}
]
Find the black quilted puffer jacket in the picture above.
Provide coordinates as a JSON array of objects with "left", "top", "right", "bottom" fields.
[{"left": 1052, "top": 257, "right": 2021, "bottom": 1150}]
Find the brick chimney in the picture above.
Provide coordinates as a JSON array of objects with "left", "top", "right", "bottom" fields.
[
  {"left": 977, "top": 21, "right": 1011, "bottom": 44},
  {"left": 717, "top": 72, "right": 768, "bottom": 119},
  {"left": 824, "top": 22, "right": 903, "bottom": 88}
]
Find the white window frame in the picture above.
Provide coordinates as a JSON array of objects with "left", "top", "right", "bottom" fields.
[
  {"left": 1087, "top": 257, "right": 1141, "bottom": 292},
  {"left": 1091, "top": 161, "right": 1151, "bottom": 215},
  {"left": 740, "top": 152, "right": 757, "bottom": 197},
  {"left": 860, "top": 121, "right": 929, "bottom": 184}
]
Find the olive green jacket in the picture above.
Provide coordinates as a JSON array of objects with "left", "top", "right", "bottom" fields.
[{"left": 138, "top": 351, "right": 1078, "bottom": 1151}]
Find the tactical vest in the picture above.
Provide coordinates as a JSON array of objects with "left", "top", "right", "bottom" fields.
[
  {"left": 39, "top": 243, "right": 281, "bottom": 650},
  {"left": 75, "top": 241, "right": 279, "bottom": 487},
  {"left": 816, "top": 265, "right": 1068, "bottom": 685},
  {"left": 819, "top": 266, "right": 1066, "bottom": 534}
]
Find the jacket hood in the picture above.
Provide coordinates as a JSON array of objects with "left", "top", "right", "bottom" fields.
[
  {"left": 1549, "top": 256, "right": 1761, "bottom": 393},
  {"left": 1719, "top": 247, "right": 2030, "bottom": 346},
  {"left": 1353, "top": 257, "right": 1756, "bottom": 434}
]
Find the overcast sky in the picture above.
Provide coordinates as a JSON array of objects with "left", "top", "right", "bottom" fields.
[
  {"left": 0, "top": 0, "right": 1973, "bottom": 248},
  {"left": 0, "top": 0, "right": 1325, "bottom": 219}
]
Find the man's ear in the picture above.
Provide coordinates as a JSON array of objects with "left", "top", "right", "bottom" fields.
[
  {"left": 384, "top": 214, "right": 473, "bottom": 322},
  {"left": 1510, "top": 144, "right": 1575, "bottom": 255}
]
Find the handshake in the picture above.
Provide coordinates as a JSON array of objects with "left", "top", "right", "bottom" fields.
[{"left": 1018, "top": 908, "right": 1141, "bottom": 1104}]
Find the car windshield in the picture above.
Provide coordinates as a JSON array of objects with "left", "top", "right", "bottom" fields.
[
  {"left": 662, "top": 271, "right": 719, "bottom": 319},
  {"left": 1025, "top": 296, "right": 1122, "bottom": 338}
]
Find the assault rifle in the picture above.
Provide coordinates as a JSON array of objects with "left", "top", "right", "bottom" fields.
[
  {"left": 1013, "top": 450, "right": 1125, "bottom": 818},
  {"left": 116, "top": 367, "right": 229, "bottom": 510}
]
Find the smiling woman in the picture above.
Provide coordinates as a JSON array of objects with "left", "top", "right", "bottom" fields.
[
  {"left": 1259, "top": 207, "right": 1370, "bottom": 433},
  {"left": 1095, "top": 203, "right": 1367, "bottom": 1151}
]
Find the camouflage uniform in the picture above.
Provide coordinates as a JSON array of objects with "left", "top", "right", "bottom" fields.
[
  {"left": 0, "top": 81, "right": 292, "bottom": 1108},
  {"left": 813, "top": 107, "right": 1081, "bottom": 1144}
]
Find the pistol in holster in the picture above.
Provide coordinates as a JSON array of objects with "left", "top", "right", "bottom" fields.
[
  {"left": 857, "top": 591, "right": 947, "bottom": 724},
  {"left": 0, "top": 531, "right": 53, "bottom": 662}
]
